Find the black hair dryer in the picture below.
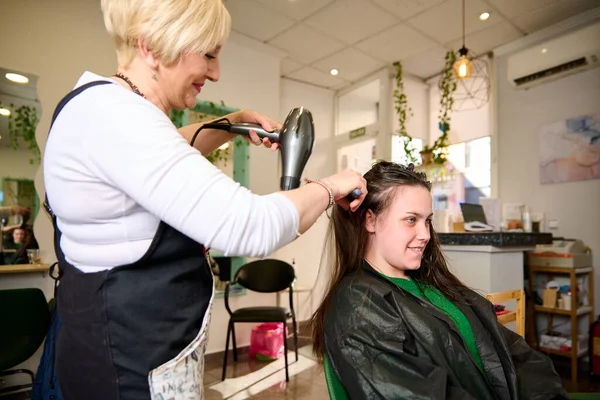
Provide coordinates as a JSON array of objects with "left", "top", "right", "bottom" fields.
[{"left": 225, "top": 107, "right": 315, "bottom": 190}]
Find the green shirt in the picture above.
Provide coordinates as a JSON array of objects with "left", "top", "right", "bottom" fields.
[{"left": 386, "top": 275, "right": 485, "bottom": 372}]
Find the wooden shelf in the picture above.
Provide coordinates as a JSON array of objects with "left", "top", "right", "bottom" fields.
[
  {"left": 0, "top": 264, "right": 50, "bottom": 274},
  {"left": 528, "top": 265, "right": 592, "bottom": 275},
  {"left": 534, "top": 305, "right": 593, "bottom": 316},
  {"left": 527, "top": 261, "right": 594, "bottom": 385},
  {"left": 537, "top": 346, "right": 588, "bottom": 358},
  {"left": 497, "top": 311, "right": 517, "bottom": 325}
]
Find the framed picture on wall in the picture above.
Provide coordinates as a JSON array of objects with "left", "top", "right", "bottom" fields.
[{"left": 539, "top": 113, "right": 600, "bottom": 184}]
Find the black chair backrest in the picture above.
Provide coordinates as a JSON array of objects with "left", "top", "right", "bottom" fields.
[
  {"left": 0, "top": 288, "right": 50, "bottom": 337},
  {"left": 235, "top": 259, "right": 295, "bottom": 293}
]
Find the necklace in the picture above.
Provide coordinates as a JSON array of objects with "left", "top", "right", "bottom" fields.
[{"left": 113, "top": 72, "right": 146, "bottom": 98}]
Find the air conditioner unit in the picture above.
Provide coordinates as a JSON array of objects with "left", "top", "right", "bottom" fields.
[{"left": 507, "top": 23, "right": 600, "bottom": 89}]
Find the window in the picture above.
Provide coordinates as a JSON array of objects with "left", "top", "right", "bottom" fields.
[
  {"left": 391, "top": 135, "right": 491, "bottom": 215},
  {"left": 437, "top": 136, "right": 491, "bottom": 215}
]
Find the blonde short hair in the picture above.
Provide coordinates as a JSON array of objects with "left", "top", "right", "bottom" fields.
[{"left": 101, "top": 0, "right": 231, "bottom": 67}]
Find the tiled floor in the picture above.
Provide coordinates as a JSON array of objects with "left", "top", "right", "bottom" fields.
[
  {"left": 4, "top": 345, "right": 599, "bottom": 399},
  {"left": 203, "top": 343, "right": 600, "bottom": 399},
  {"left": 203, "top": 344, "right": 329, "bottom": 400}
]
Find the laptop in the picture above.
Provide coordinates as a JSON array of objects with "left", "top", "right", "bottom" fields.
[{"left": 459, "top": 203, "right": 495, "bottom": 232}]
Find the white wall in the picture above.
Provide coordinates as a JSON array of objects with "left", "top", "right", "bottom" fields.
[
  {"left": 495, "top": 29, "right": 600, "bottom": 314},
  {"left": 0, "top": 147, "right": 38, "bottom": 182},
  {"left": 392, "top": 75, "right": 429, "bottom": 140}
]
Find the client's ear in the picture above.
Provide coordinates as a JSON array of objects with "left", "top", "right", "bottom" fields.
[{"left": 364, "top": 210, "right": 377, "bottom": 233}]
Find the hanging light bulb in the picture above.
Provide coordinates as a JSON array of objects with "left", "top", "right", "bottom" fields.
[{"left": 453, "top": 46, "right": 473, "bottom": 80}]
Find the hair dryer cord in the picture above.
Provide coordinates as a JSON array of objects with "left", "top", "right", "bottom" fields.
[{"left": 190, "top": 117, "right": 232, "bottom": 147}]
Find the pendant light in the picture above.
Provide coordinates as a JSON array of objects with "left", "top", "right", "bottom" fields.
[
  {"left": 449, "top": 0, "right": 490, "bottom": 111},
  {"left": 453, "top": 0, "right": 473, "bottom": 80}
]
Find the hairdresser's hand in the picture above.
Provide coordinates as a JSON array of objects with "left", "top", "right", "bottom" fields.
[
  {"left": 231, "top": 109, "right": 281, "bottom": 151},
  {"left": 10, "top": 205, "right": 30, "bottom": 218},
  {"left": 321, "top": 169, "right": 367, "bottom": 212}
]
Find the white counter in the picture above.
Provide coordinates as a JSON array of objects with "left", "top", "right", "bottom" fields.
[{"left": 442, "top": 245, "right": 535, "bottom": 296}]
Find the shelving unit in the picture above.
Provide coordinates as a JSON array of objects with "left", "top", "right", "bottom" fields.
[{"left": 527, "top": 265, "right": 595, "bottom": 385}]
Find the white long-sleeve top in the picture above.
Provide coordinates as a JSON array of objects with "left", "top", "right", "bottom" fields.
[{"left": 44, "top": 72, "right": 299, "bottom": 273}]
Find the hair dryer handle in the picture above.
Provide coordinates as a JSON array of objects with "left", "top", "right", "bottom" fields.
[
  {"left": 346, "top": 189, "right": 362, "bottom": 202},
  {"left": 229, "top": 123, "right": 280, "bottom": 143}
]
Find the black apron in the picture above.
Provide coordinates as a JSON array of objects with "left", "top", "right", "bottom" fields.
[{"left": 45, "top": 81, "right": 213, "bottom": 399}]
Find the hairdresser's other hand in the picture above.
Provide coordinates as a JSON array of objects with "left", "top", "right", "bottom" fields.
[
  {"left": 231, "top": 109, "right": 281, "bottom": 151},
  {"left": 321, "top": 170, "right": 367, "bottom": 212}
]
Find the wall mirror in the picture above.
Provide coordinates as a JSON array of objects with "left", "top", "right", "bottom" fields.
[{"left": 0, "top": 67, "right": 41, "bottom": 266}]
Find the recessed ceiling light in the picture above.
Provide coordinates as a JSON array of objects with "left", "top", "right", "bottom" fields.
[
  {"left": 541, "top": 48, "right": 548, "bottom": 54},
  {"left": 330, "top": 68, "right": 339, "bottom": 76},
  {"left": 5, "top": 73, "right": 29, "bottom": 84},
  {"left": 479, "top": 12, "right": 490, "bottom": 21},
  {"left": 0, "top": 108, "right": 11, "bottom": 117}
]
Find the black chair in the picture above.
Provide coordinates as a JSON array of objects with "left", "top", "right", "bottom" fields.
[
  {"left": 0, "top": 288, "right": 51, "bottom": 395},
  {"left": 221, "top": 259, "right": 298, "bottom": 382}
]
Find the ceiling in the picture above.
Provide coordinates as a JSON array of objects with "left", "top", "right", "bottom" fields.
[{"left": 223, "top": 0, "right": 600, "bottom": 89}]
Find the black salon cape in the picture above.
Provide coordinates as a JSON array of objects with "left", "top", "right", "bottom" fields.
[{"left": 324, "top": 263, "right": 568, "bottom": 400}]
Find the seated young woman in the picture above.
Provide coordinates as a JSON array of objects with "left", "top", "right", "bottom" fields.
[{"left": 310, "top": 161, "right": 567, "bottom": 400}]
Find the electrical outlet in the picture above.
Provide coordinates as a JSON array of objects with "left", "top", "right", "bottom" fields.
[{"left": 548, "top": 218, "right": 559, "bottom": 229}]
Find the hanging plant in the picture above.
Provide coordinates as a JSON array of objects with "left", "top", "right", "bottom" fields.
[
  {"left": 3, "top": 103, "right": 41, "bottom": 164},
  {"left": 204, "top": 143, "right": 232, "bottom": 165},
  {"left": 392, "top": 61, "right": 418, "bottom": 165},
  {"left": 421, "top": 50, "right": 457, "bottom": 165},
  {"left": 438, "top": 49, "right": 457, "bottom": 135}
]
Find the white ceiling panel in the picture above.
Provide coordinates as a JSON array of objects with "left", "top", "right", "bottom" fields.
[
  {"left": 407, "top": 0, "right": 504, "bottom": 43},
  {"left": 268, "top": 24, "right": 345, "bottom": 64},
  {"left": 355, "top": 23, "right": 438, "bottom": 63},
  {"left": 286, "top": 66, "right": 349, "bottom": 88},
  {"left": 303, "top": 0, "right": 399, "bottom": 45},
  {"left": 371, "top": 0, "right": 447, "bottom": 20},
  {"left": 312, "top": 47, "right": 385, "bottom": 81},
  {"left": 255, "top": 0, "right": 334, "bottom": 21},
  {"left": 484, "top": 0, "right": 566, "bottom": 19},
  {"left": 401, "top": 46, "right": 450, "bottom": 79},
  {"left": 281, "top": 57, "right": 304, "bottom": 75},
  {"left": 225, "top": 0, "right": 296, "bottom": 42},
  {"left": 511, "top": 0, "right": 600, "bottom": 33},
  {"left": 225, "top": 0, "right": 596, "bottom": 89},
  {"left": 331, "top": 80, "right": 354, "bottom": 90},
  {"left": 445, "top": 21, "right": 524, "bottom": 55}
]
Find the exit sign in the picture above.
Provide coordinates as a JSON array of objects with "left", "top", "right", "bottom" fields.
[{"left": 349, "top": 127, "right": 366, "bottom": 139}]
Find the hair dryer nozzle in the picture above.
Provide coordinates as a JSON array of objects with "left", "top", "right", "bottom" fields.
[{"left": 279, "top": 107, "right": 315, "bottom": 190}]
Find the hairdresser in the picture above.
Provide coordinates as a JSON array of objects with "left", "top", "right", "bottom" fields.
[{"left": 43, "top": 1, "right": 366, "bottom": 398}]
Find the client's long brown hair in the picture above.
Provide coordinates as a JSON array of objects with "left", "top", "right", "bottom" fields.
[{"left": 309, "top": 161, "right": 468, "bottom": 362}]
